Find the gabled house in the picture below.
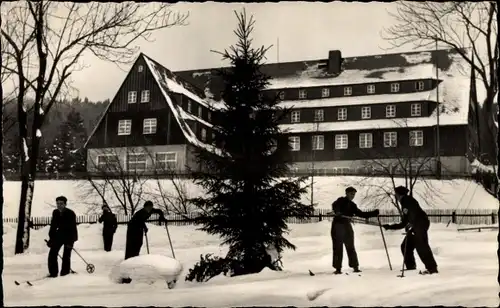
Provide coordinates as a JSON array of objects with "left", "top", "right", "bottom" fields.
[
  {"left": 84, "top": 53, "right": 219, "bottom": 175},
  {"left": 86, "top": 48, "right": 477, "bottom": 176}
]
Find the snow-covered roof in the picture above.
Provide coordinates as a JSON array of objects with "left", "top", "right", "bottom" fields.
[
  {"left": 175, "top": 49, "right": 472, "bottom": 132},
  {"left": 142, "top": 55, "right": 222, "bottom": 156}
]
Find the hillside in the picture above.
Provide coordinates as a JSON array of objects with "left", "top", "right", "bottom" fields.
[{"left": 2, "top": 177, "right": 497, "bottom": 218}]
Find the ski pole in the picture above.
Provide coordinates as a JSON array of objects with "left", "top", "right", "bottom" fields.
[
  {"left": 71, "top": 246, "right": 96, "bottom": 274},
  {"left": 377, "top": 216, "right": 392, "bottom": 270},
  {"left": 163, "top": 220, "right": 176, "bottom": 259},
  {"left": 145, "top": 232, "right": 150, "bottom": 254},
  {"left": 44, "top": 239, "right": 77, "bottom": 274}
]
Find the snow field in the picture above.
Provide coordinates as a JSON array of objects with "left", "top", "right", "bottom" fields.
[
  {"left": 2, "top": 176, "right": 497, "bottom": 218},
  {"left": 3, "top": 219, "right": 498, "bottom": 306}
]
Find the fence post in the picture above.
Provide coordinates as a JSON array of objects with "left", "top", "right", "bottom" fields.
[
  {"left": 451, "top": 211, "right": 456, "bottom": 224},
  {"left": 492, "top": 211, "right": 496, "bottom": 225},
  {"left": 318, "top": 213, "right": 322, "bottom": 222}
]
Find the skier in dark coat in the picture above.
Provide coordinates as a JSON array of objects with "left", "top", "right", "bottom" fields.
[
  {"left": 98, "top": 204, "right": 118, "bottom": 252},
  {"left": 383, "top": 186, "right": 438, "bottom": 275},
  {"left": 124, "top": 201, "right": 166, "bottom": 260},
  {"left": 330, "top": 187, "right": 379, "bottom": 274},
  {"left": 47, "top": 196, "right": 78, "bottom": 277}
]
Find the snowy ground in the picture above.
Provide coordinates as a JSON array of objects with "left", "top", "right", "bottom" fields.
[
  {"left": 3, "top": 176, "right": 498, "bottom": 218},
  {"left": 3, "top": 220, "right": 498, "bottom": 306}
]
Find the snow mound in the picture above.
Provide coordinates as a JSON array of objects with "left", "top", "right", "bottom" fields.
[{"left": 109, "top": 254, "right": 183, "bottom": 284}]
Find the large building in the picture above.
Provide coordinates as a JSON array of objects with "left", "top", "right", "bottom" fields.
[{"left": 84, "top": 48, "right": 479, "bottom": 176}]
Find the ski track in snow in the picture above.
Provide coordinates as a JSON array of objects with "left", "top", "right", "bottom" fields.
[{"left": 3, "top": 220, "right": 498, "bottom": 307}]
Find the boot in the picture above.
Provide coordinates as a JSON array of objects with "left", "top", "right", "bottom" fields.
[
  {"left": 333, "top": 268, "right": 342, "bottom": 275},
  {"left": 353, "top": 267, "right": 362, "bottom": 273},
  {"left": 419, "top": 268, "right": 438, "bottom": 275}
]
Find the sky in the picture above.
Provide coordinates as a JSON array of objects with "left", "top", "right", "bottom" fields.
[{"left": 65, "top": 2, "right": 425, "bottom": 102}]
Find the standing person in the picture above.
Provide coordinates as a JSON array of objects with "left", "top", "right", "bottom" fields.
[
  {"left": 98, "top": 204, "right": 118, "bottom": 252},
  {"left": 47, "top": 196, "right": 78, "bottom": 277},
  {"left": 330, "top": 186, "right": 379, "bottom": 274},
  {"left": 124, "top": 201, "right": 166, "bottom": 260},
  {"left": 383, "top": 186, "right": 438, "bottom": 275}
]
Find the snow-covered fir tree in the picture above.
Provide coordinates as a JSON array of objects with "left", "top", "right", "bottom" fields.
[
  {"left": 44, "top": 108, "right": 87, "bottom": 174},
  {"left": 186, "top": 10, "right": 314, "bottom": 283}
]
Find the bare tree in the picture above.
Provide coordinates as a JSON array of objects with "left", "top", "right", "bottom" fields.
[
  {"left": 82, "top": 147, "right": 151, "bottom": 216},
  {"left": 349, "top": 119, "right": 449, "bottom": 216},
  {"left": 382, "top": 1, "right": 498, "bottom": 168},
  {"left": 1, "top": 1, "right": 188, "bottom": 253}
]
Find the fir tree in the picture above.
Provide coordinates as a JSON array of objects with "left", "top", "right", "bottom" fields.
[
  {"left": 186, "top": 10, "right": 314, "bottom": 282},
  {"left": 45, "top": 108, "right": 87, "bottom": 174}
]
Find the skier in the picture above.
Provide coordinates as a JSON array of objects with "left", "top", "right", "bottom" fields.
[
  {"left": 98, "top": 203, "right": 118, "bottom": 252},
  {"left": 124, "top": 200, "right": 166, "bottom": 260},
  {"left": 330, "top": 187, "right": 379, "bottom": 274},
  {"left": 382, "top": 186, "right": 438, "bottom": 275},
  {"left": 46, "top": 196, "right": 78, "bottom": 277}
]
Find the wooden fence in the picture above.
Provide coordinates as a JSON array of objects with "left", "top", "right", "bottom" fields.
[{"left": 2, "top": 208, "right": 498, "bottom": 230}]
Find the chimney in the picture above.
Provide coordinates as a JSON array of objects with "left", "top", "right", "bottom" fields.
[{"left": 327, "top": 50, "right": 342, "bottom": 75}]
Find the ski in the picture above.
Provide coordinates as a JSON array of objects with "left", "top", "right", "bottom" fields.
[
  {"left": 308, "top": 269, "right": 362, "bottom": 277},
  {"left": 15, "top": 276, "right": 50, "bottom": 286}
]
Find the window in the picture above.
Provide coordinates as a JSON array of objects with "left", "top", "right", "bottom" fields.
[
  {"left": 143, "top": 118, "right": 157, "bottom": 134},
  {"left": 208, "top": 111, "right": 212, "bottom": 122},
  {"left": 289, "top": 136, "right": 300, "bottom": 151},
  {"left": 118, "top": 119, "right": 132, "bottom": 135},
  {"left": 337, "top": 108, "right": 347, "bottom": 120},
  {"left": 411, "top": 103, "right": 422, "bottom": 116},
  {"left": 384, "top": 132, "right": 397, "bottom": 147},
  {"left": 279, "top": 91, "right": 285, "bottom": 100},
  {"left": 343, "top": 87, "right": 352, "bottom": 96},
  {"left": 187, "top": 100, "right": 192, "bottom": 113},
  {"left": 138, "top": 65, "right": 144, "bottom": 72},
  {"left": 201, "top": 128, "right": 207, "bottom": 142},
  {"left": 415, "top": 81, "right": 425, "bottom": 91},
  {"left": 314, "top": 109, "right": 324, "bottom": 122},
  {"left": 198, "top": 106, "right": 203, "bottom": 118},
  {"left": 291, "top": 110, "right": 300, "bottom": 123},
  {"left": 386, "top": 105, "right": 396, "bottom": 118},
  {"left": 299, "top": 89, "right": 307, "bottom": 99},
  {"left": 361, "top": 106, "right": 371, "bottom": 119},
  {"left": 140, "top": 90, "right": 150, "bottom": 103},
  {"left": 367, "top": 84, "right": 376, "bottom": 94},
  {"left": 390, "top": 83, "right": 400, "bottom": 93},
  {"left": 211, "top": 132, "right": 216, "bottom": 144},
  {"left": 127, "top": 91, "right": 137, "bottom": 104},
  {"left": 127, "top": 153, "right": 147, "bottom": 171},
  {"left": 321, "top": 88, "right": 330, "bottom": 98},
  {"left": 155, "top": 152, "right": 177, "bottom": 170},
  {"left": 312, "top": 135, "right": 324, "bottom": 150},
  {"left": 359, "top": 133, "right": 373, "bottom": 148},
  {"left": 410, "top": 130, "right": 424, "bottom": 147},
  {"left": 335, "top": 134, "right": 348, "bottom": 149},
  {"left": 97, "top": 155, "right": 120, "bottom": 170}
]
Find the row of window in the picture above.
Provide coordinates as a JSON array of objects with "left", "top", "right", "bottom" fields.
[
  {"left": 291, "top": 103, "right": 422, "bottom": 123},
  {"left": 288, "top": 130, "right": 424, "bottom": 151},
  {"left": 276, "top": 81, "right": 426, "bottom": 100},
  {"left": 117, "top": 119, "right": 209, "bottom": 142},
  {"left": 97, "top": 152, "right": 177, "bottom": 171},
  {"left": 127, "top": 90, "right": 150, "bottom": 104}
]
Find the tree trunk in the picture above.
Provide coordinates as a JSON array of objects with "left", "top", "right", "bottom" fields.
[
  {"left": 496, "top": 107, "right": 500, "bottom": 299},
  {"left": 15, "top": 176, "right": 35, "bottom": 254}
]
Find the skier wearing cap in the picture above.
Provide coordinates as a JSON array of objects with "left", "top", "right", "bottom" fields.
[
  {"left": 383, "top": 186, "right": 438, "bottom": 275},
  {"left": 124, "top": 200, "right": 166, "bottom": 260},
  {"left": 330, "top": 186, "right": 380, "bottom": 274},
  {"left": 98, "top": 203, "right": 118, "bottom": 252}
]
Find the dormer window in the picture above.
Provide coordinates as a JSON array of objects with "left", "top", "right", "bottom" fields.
[
  {"left": 198, "top": 106, "right": 202, "bottom": 118},
  {"left": 187, "top": 100, "right": 192, "bottom": 113},
  {"left": 138, "top": 65, "right": 144, "bottom": 72},
  {"left": 343, "top": 86, "right": 352, "bottom": 96},
  {"left": 298, "top": 89, "right": 307, "bottom": 99},
  {"left": 367, "top": 84, "right": 376, "bottom": 94},
  {"left": 321, "top": 88, "right": 330, "bottom": 98},
  {"left": 390, "top": 83, "right": 400, "bottom": 93},
  {"left": 415, "top": 81, "right": 425, "bottom": 91}
]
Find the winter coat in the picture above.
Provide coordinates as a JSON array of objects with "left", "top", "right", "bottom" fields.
[
  {"left": 99, "top": 211, "right": 118, "bottom": 234},
  {"left": 331, "top": 196, "right": 378, "bottom": 224},
  {"left": 127, "top": 208, "right": 164, "bottom": 233},
  {"left": 48, "top": 208, "right": 78, "bottom": 245},
  {"left": 385, "top": 195, "right": 430, "bottom": 231}
]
